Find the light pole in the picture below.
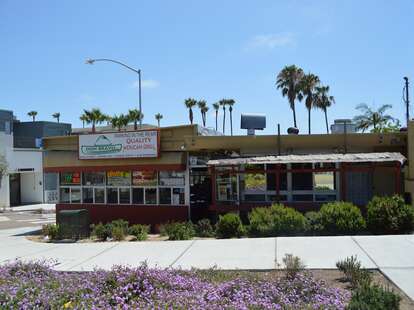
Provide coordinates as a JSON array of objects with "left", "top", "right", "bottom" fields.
[{"left": 85, "top": 58, "right": 142, "bottom": 127}]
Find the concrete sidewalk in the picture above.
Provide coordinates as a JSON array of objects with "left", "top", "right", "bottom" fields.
[{"left": 0, "top": 227, "right": 413, "bottom": 300}]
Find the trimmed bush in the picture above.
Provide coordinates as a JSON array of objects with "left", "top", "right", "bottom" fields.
[
  {"left": 195, "top": 219, "right": 215, "bottom": 237},
  {"left": 367, "top": 195, "right": 414, "bottom": 234},
  {"left": 319, "top": 202, "right": 366, "bottom": 235},
  {"left": 128, "top": 224, "right": 149, "bottom": 241},
  {"left": 91, "top": 223, "right": 110, "bottom": 241},
  {"left": 216, "top": 213, "right": 244, "bottom": 238},
  {"left": 347, "top": 282, "right": 401, "bottom": 310},
  {"left": 161, "top": 222, "right": 195, "bottom": 240},
  {"left": 111, "top": 225, "right": 125, "bottom": 241},
  {"left": 248, "top": 204, "right": 307, "bottom": 237},
  {"left": 305, "top": 211, "right": 324, "bottom": 235},
  {"left": 42, "top": 224, "right": 60, "bottom": 240},
  {"left": 111, "top": 219, "right": 129, "bottom": 235}
]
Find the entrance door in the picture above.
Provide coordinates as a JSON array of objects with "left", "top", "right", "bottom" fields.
[
  {"left": 9, "top": 173, "right": 21, "bottom": 206},
  {"left": 190, "top": 168, "right": 211, "bottom": 207},
  {"left": 346, "top": 171, "right": 373, "bottom": 206}
]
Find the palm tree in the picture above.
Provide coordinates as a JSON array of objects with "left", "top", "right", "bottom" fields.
[
  {"left": 201, "top": 106, "right": 209, "bottom": 127},
  {"left": 353, "top": 103, "right": 395, "bottom": 132},
  {"left": 226, "top": 99, "right": 235, "bottom": 136},
  {"left": 83, "top": 108, "right": 108, "bottom": 133},
  {"left": 314, "top": 85, "right": 335, "bottom": 134},
  {"left": 197, "top": 100, "right": 208, "bottom": 127},
  {"left": 128, "top": 109, "right": 144, "bottom": 130},
  {"left": 110, "top": 114, "right": 129, "bottom": 131},
  {"left": 213, "top": 102, "right": 220, "bottom": 131},
  {"left": 79, "top": 113, "right": 88, "bottom": 128},
  {"left": 184, "top": 98, "right": 197, "bottom": 124},
  {"left": 28, "top": 111, "right": 38, "bottom": 122},
  {"left": 219, "top": 99, "right": 227, "bottom": 134},
  {"left": 52, "top": 112, "right": 61, "bottom": 123},
  {"left": 155, "top": 113, "right": 163, "bottom": 127},
  {"left": 276, "top": 65, "right": 304, "bottom": 129},
  {"left": 300, "top": 73, "right": 320, "bottom": 134}
]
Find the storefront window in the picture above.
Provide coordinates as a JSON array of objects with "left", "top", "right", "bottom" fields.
[
  {"left": 314, "top": 172, "right": 335, "bottom": 191},
  {"left": 266, "top": 164, "right": 287, "bottom": 191},
  {"left": 107, "top": 171, "right": 131, "bottom": 186},
  {"left": 94, "top": 188, "right": 105, "bottom": 203},
  {"left": 173, "top": 188, "right": 185, "bottom": 205},
  {"left": 119, "top": 188, "right": 131, "bottom": 204},
  {"left": 292, "top": 163, "right": 313, "bottom": 190},
  {"left": 242, "top": 173, "right": 266, "bottom": 202},
  {"left": 132, "top": 188, "right": 144, "bottom": 204},
  {"left": 71, "top": 188, "right": 81, "bottom": 203},
  {"left": 145, "top": 188, "right": 157, "bottom": 204},
  {"left": 159, "top": 188, "right": 172, "bottom": 204},
  {"left": 83, "top": 172, "right": 105, "bottom": 186},
  {"left": 216, "top": 174, "right": 238, "bottom": 201},
  {"left": 107, "top": 188, "right": 118, "bottom": 204},
  {"left": 60, "top": 188, "right": 70, "bottom": 203},
  {"left": 60, "top": 172, "right": 81, "bottom": 185},
  {"left": 159, "top": 171, "right": 185, "bottom": 186},
  {"left": 82, "top": 188, "right": 93, "bottom": 203},
  {"left": 132, "top": 171, "right": 157, "bottom": 186}
]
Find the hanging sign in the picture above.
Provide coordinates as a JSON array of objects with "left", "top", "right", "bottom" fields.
[{"left": 79, "top": 130, "right": 159, "bottom": 159}]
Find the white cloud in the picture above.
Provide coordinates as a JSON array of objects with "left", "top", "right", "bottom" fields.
[
  {"left": 245, "top": 33, "right": 295, "bottom": 50},
  {"left": 132, "top": 79, "right": 160, "bottom": 89}
]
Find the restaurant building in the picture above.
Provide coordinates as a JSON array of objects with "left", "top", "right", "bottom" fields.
[{"left": 42, "top": 121, "right": 414, "bottom": 228}]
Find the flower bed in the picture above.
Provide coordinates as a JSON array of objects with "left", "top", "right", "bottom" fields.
[{"left": 0, "top": 261, "right": 350, "bottom": 309}]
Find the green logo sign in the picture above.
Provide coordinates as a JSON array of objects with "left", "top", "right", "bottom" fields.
[{"left": 81, "top": 135, "right": 122, "bottom": 155}]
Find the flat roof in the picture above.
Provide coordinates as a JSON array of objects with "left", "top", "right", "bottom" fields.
[{"left": 207, "top": 152, "right": 406, "bottom": 166}]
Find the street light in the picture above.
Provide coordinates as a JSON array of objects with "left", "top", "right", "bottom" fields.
[{"left": 85, "top": 58, "right": 143, "bottom": 127}]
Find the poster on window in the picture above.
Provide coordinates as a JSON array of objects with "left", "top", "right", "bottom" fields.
[
  {"left": 132, "top": 171, "right": 157, "bottom": 186},
  {"left": 79, "top": 130, "right": 159, "bottom": 159},
  {"left": 107, "top": 171, "right": 131, "bottom": 186}
]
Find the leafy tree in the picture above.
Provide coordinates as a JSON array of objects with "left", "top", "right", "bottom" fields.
[
  {"left": 128, "top": 109, "right": 144, "bottom": 130},
  {"left": 27, "top": 111, "right": 38, "bottom": 122},
  {"left": 52, "top": 112, "right": 60, "bottom": 123},
  {"left": 184, "top": 98, "right": 197, "bottom": 124},
  {"left": 371, "top": 119, "right": 401, "bottom": 133},
  {"left": 314, "top": 85, "right": 335, "bottom": 133},
  {"left": 276, "top": 65, "right": 304, "bottom": 128},
  {"left": 300, "top": 73, "right": 320, "bottom": 134},
  {"left": 197, "top": 100, "right": 208, "bottom": 127},
  {"left": 227, "top": 99, "right": 235, "bottom": 136},
  {"left": 83, "top": 108, "right": 108, "bottom": 133},
  {"left": 155, "top": 113, "right": 163, "bottom": 127},
  {"left": 212, "top": 102, "right": 220, "bottom": 131},
  {"left": 353, "top": 103, "right": 394, "bottom": 132}
]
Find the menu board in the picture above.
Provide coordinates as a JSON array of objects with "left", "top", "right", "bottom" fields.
[
  {"left": 132, "top": 171, "right": 157, "bottom": 186},
  {"left": 60, "top": 172, "right": 81, "bottom": 185},
  {"left": 107, "top": 171, "right": 131, "bottom": 186}
]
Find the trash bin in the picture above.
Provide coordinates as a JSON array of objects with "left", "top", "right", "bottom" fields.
[{"left": 56, "top": 209, "right": 90, "bottom": 240}]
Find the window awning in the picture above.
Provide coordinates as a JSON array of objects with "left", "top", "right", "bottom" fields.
[{"left": 207, "top": 152, "right": 406, "bottom": 166}]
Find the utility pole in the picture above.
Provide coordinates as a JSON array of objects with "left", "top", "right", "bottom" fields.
[{"left": 404, "top": 77, "right": 410, "bottom": 126}]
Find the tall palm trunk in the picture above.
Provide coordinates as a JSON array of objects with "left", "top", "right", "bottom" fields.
[
  {"left": 291, "top": 101, "right": 297, "bottom": 128},
  {"left": 215, "top": 111, "right": 218, "bottom": 131},
  {"left": 82, "top": 120, "right": 85, "bottom": 128},
  {"left": 92, "top": 122, "right": 96, "bottom": 133},
  {"left": 308, "top": 108, "right": 311, "bottom": 134},
  {"left": 157, "top": 119, "right": 160, "bottom": 127},
  {"left": 324, "top": 108, "right": 329, "bottom": 134},
  {"left": 222, "top": 107, "right": 226, "bottom": 134},
  {"left": 230, "top": 109, "right": 233, "bottom": 136},
  {"left": 134, "top": 121, "right": 137, "bottom": 130},
  {"left": 189, "top": 108, "right": 193, "bottom": 124}
]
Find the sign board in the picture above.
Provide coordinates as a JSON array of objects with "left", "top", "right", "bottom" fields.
[{"left": 79, "top": 131, "right": 159, "bottom": 159}]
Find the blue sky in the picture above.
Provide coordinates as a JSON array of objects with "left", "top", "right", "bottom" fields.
[{"left": 1, "top": 0, "right": 413, "bottom": 134}]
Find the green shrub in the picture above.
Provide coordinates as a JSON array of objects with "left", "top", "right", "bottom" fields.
[
  {"left": 42, "top": 224, "right": 60, "bottom": 240},
  {"left": 319, "top": 202, "right": 366, "bottom": 235},
  {"left": 336, "top": 255, "right": 372, "bottom": 288},
  {"left": 128, "top": 224, "right": 149, "bottom": 241},
  {"left": 367, "top": 195, "right": 414, "bottom": 234},
  {"left": 282, "top": 254, "right": 305, "bottom": 279},
  {"left": 305, "top": 211, "right": 324, "bottom": 234},
  {"left": 248, "top": 204, "right": 307, "bottom": 237},
  {"left": 111, "top": 225, "right": 125, "bottom": 241},
  {"left": 161, "top": 222, "right": 195, "bottom": 240},
  {"left": 91, "top": 223, "right": 111, "bottom": 241},
  {"left": 110, "top": 219, "right": 129, "bottom": 235},
  {"left": 195, "top": 219, "right": 215, "bottom": 237},
  {"left": 347, "top": 282, "right": 401, "bottom": 310},
  {"left": 216, "top": 213, "right": 244, "bottom": 238}
]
